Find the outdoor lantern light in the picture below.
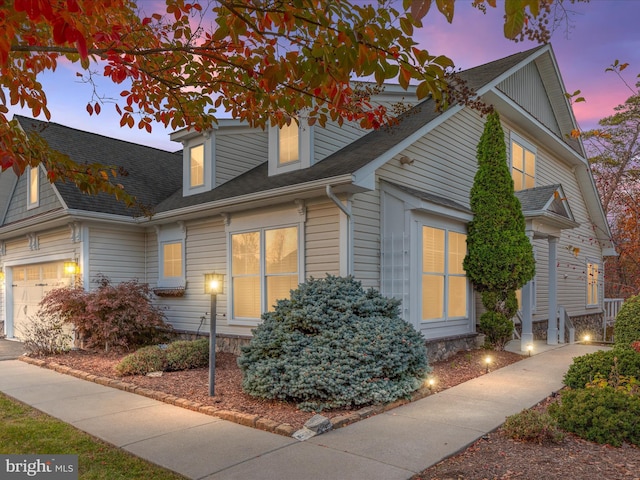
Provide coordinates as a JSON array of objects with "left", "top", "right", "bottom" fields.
[
  {"left": 485, "top": 356, "right": 492, "bottom": 374},
  {"left": 204, "top": 273, "right": 225, "bottom": 396},
  {"left": 0, "top": 267, "right": 4, "bottom": 281},
  {"left": 526, "top": 344, "right": 533, "bottom": 357},
  {"left": 64, "top": 260, "right": 79, "bottom": 275}
]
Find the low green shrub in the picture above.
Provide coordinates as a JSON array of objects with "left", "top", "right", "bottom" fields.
[
  {"left": 502, "top": 409, "right": 564, "bottom": 444},
  {"left": 238, "top": 275, "right": 429, "bottom": 411},
  {"left": 165, "top": 338, "right": 209, "bottom": 371},
  {"left": 115, "top": 345, "right": 167, "bottom": 376},
  {"left": 563, "top": 345, "right": 640, "bottom": 389},
  {"left": 614, "top": 294, "right": 640, "bottom": 345},
  {"left": 478, "top": 311, "right": 513, "bottom": 350},
  {"left": 549, "top": 385, "right": 640, "bottom": 447}
]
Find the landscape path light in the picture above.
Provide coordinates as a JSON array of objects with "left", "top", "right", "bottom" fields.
[
  {"left": 485, "top": 355, "right": 492, "bottom": 374},
  {"left": 526, "top": 344, "right": 533, "bottom": 357},
  {"left": 204, "top": 273, "right": 225, "bottom": 396}
]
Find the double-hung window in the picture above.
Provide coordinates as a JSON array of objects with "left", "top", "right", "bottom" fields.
[
  {"left": 421, "top": 226, "right": 468, "bottom": 321},
  {"left": 27, "top": 166, "right": 39, "bottom": 209},
  {"left": 587, "top": 261, "right": 600, "bottom": 306},
  {"left": 231, "top": 225, "right": 300, "bottom": 322},
  {"left": 189, "top": 144, "right": 205, "bottom": 188},
  {"left": 511, "top": 134, "right": 536, "bottom": 191},
  {"left": 157, "top": 224, "right": 186, "bottom": 288}
]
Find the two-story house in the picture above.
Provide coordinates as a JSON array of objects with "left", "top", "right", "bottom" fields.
[{"left": 0, "top": 44, "right": 614, "bottom": 359}]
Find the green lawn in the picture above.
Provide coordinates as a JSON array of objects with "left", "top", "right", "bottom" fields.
[{"left": 0, "top": 392, "right": 187, "bottom": 479}]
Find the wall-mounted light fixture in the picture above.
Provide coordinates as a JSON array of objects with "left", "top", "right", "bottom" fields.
[
  {"left": 64, "top": 260, "right": 80, "bottom": 275},
  {"left": 0, "top": 267, "right": 4, "bottom": 281},
  {"left": 204, "top": 273, "right": 225, "bottom": 396}
]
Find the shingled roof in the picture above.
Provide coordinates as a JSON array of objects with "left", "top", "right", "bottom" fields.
[
  {"left": 15, "top": 116, "right": 182, "bottom": 217},
  {"left": 156, "top": 46, "right": 546, "bottom": 213},
  {"left": 16, "top": 46, "right": 551, "bottom": 217}
]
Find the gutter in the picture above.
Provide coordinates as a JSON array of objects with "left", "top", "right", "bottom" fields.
[{"left": 326, "top": 185, "right": 354, "bottom": 276}]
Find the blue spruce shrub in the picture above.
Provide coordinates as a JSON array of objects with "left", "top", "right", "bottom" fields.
[{"left": 238, "top": 275, "right": 429, "bottom": 411}]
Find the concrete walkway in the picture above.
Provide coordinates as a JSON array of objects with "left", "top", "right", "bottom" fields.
[{"left": 0, "top": 344, "right": 602, "bottom": 480}]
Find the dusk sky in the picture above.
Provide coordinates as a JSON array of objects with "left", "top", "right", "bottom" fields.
[{"left": 7, "top": 0, "right": 640, "bottom": 153}]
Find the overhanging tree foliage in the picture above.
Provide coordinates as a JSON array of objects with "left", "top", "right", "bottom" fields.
[
  {"left": 463, "top": 111, "right": 535, "bottom": 344},
  {"left": 585, "top": 72, "right": 640, "bottom": 298},
  {"left": 1, "top": 0, "right": 587, "bottom": 206}
]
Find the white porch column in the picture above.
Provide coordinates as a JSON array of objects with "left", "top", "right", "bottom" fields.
[
  {"left": 520, "top": 231, "right": 535, "bottom": 352},
  {"left": 547, "top": 236, "right": 559, "bottom": 344}
]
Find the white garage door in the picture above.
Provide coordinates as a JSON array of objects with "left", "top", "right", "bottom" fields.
[{"left": 12, "top": 262, "right": 72, "bottom": 340}]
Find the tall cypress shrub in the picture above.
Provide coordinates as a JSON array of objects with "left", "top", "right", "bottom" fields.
[{"left": 463, "top": 111, "right": 535, "bottom": 345}]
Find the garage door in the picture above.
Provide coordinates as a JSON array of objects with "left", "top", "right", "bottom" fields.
[{"left": 12, "top": 262, "right": 72, "bottom": 340}]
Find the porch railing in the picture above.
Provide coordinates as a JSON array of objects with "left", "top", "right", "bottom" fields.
[{"left": 603, "top": 298, "right": 624, "bottom": 342}]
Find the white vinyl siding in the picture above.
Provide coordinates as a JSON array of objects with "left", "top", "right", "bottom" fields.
[
  {"left": 88, "top": 227, "right": 147, "bottom": 285},
  {"left": 4, "top": 167, "right": 63, "bottom": 223},
  {"left": 305, "top": 199, "right": 341, "bottom": 279},
  {"left": 215, "top": 131, "right": 268, "bottom": 186},
  {"left": 503, "top": 120, "right": 604, "bottom": 319},
  {"left": 352, "top": 190, "right": 381, "bottom": 288}
]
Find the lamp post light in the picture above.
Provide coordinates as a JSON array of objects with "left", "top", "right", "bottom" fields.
[{"left": 204, "top": 273, "right": 224, "bottom": 396}]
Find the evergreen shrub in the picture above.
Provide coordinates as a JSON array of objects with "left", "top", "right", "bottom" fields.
[
  {"left": 502, "top": 409, "right": 564, "bottom": 444},
  {"left": 115, "top": 345, "right": 167, "bottom": 376},
  {"left": 563, "top": 345, "right": 640, "bottom": 389},
  {"left": 478, "top": 311, "right": 513, "bottom": 349},
  {"left": 238, "top": 275, "right": 429, "bottom": 411},
  {"left": 549, "top": 383, "right": 640, "bottom": 447},
  {"left": 614, "top": 294, "right": 640, "bottom": 345},
  {"left": 165, "top": 338, "right": 209, "bottom": 371}
]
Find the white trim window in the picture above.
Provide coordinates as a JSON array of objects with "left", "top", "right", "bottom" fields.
[
  {"left": 189, "top": 144, "right": 205, "bottom": 188},
  {"left": 268, "top": 117, "right": 313, "bottom": 176},
  {"left": 586, "top": 261, "right": 600, "bottom": 307},
  {"left": 156, "top": 224, "right": 186, "bottom": 288},
  {"left": 231, "top": 225, "right": 300, "bottom": 322},
  {"left": 27, "top": 166, "right": 39, "bottom": 209},
  {"left": 510, "top": 133, "right": 536, "bottom": 191},
  {"left": 421, "top": 226, "right": 468, "bottom": 321},
  {"left": 182, "top": 135, "right": 214, "bottom": 196}
]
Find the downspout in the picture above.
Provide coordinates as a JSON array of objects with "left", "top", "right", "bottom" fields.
[{"left": 326, "top": 185, "right": 353, "bottom": 276}]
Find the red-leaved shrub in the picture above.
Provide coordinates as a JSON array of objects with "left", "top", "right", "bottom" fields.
[{"left": 39, "top": 276, "right": 171, "bottom": 351}]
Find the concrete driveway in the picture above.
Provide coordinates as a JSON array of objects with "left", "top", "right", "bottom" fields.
[{"left": 0, "top": 339, "right": 25, "bottom": 361}]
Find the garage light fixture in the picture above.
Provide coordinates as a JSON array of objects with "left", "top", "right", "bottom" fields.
[
  {"left": 64, "top": 260, "right": 79, "bottom": 275},
  {"left": 0, "top": 267, "right": 4, "bottom": 281}
]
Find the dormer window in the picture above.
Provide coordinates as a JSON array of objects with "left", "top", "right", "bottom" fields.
[
  {"left": 269, "top": 117, "right": 313, "bottom": 176},
  {"left": 279, "top": 122, "right": 299, "bottom": 165},
  {"left": 27, "top": 166, "right": 39, "bottom": 209},
  {"left": 180, "top": 134, "right": 214, "bottom": 196},
  {"left": 190, "top": 144, "right": 205, "bottom": 188}
]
